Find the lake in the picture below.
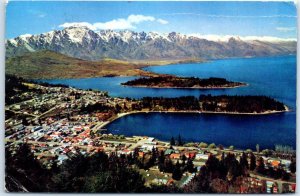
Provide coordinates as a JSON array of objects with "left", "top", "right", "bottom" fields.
[{"left": 41, "top": 55, "right": 296, "bottom": 150}]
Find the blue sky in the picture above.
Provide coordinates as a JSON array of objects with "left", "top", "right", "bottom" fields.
[{"left": 6, "top": 1, "right": 297, "bottom": 39}]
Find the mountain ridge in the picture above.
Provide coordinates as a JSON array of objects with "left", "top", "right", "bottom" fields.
[{"left": 6, "top": 26, "right": 297, "bottom": 61}]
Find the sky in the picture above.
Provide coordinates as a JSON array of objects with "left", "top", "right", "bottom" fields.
[{"left": 6, "top": 1, "right": 297, "bottom": 39}]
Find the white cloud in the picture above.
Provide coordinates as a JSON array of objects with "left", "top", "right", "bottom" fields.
[
  {"left": 276, "top": 27, "right": 296, "bottom": 32},
  {"left": 127, "top": 15, "right": 155, "bottom": 24},
  {"left": 157, "top": 18, "right": 169, "bottom": 24},
  {"left": 93, "top": 19, "right": 135, "bottom": 30},
  {"left": 59, "top": 15, "right": 168, "bottom": 30}
]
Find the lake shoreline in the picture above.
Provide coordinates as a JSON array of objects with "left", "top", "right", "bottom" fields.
[
  {"left": 100, "top": 107, "right": 290, "bottom": 130},
  {"left": 121, "top": 83, "right": 248, "bottom": 89}
]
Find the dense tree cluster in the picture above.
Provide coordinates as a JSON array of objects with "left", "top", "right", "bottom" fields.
[
  {"left": 6, "top": 144, "right": 145, "bottom": 193},
  {"left": 6, "top": 144, "right": 295, "bottom": 193},
  {"left": 5, "top": 75, "right": 40, "bottom": 105},
  {"left": 122, "top": 76, "right": 243, "bottom": 88},
  {"left": 255, "top": 156, "right": 290, "bottom": 181},
  {"left": 183, "top": 152, "right": 264, "bottom": 193},
  {"left": 5, "top": 144, "right": 53, "bottom": 192},
  {"left": 199, "top": 95, "right": 286, "bottom": 113},
  {"left": 156, "top": 150, "right": 196, "bottom": 181},
  {"left": 131, "top": 95, "right": 285, "bottom": 113},
  {"left": 139, "top": 96, "right": 201, "bottom": 111},
  {"left": 80, "top": 102, "right": 115, "bottom": 114},
  {"left": 170, "top": 135, "right": 184, "bottom": 146},
  {"left": 6, "top": 144, "right": 197, "bottom": 193}
]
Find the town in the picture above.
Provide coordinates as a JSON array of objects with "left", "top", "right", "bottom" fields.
[{"left": 5, "top": 75, "right": 296, "bottom": 193}]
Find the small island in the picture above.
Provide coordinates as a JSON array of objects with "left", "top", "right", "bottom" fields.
[{"left": 122, "top": 76, "right": 247, "bottom": 89}]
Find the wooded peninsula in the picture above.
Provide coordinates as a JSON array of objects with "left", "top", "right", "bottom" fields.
[
  {"left": 129, "top": 95, "right": 287, "bottom": 114},
  {"left": 122, "top": 76, "right": 247, "bottom": 89}
]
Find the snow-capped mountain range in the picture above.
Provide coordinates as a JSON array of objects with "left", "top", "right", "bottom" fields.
[{"left": 6, "top": 26, "right": 297, "bottom": 61}]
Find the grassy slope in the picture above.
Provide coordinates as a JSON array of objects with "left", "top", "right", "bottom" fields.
[{"left": 6, "top": 50, "right": 202, "bottom": 79}]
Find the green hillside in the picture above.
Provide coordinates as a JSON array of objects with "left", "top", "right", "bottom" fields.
[{"left": 5, "top": 50, "right": 150, "bottom": 79}]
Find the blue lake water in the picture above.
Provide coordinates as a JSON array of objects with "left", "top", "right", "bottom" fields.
[{"left": 41, "top": 55, "right": 296, "bottom": 150}]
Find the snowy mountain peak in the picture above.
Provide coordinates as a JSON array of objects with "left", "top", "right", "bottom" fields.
[{"left": 6, "top": 28, "right": 296, "bottom": 61}]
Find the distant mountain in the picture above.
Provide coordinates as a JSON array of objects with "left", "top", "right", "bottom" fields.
[{"left": 6, "top": 26, "right": 296, "bottom": 61}]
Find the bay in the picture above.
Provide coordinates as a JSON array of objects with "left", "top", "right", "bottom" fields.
[{"left": 41, "top": 55, "right": 296, "bottom": 150}]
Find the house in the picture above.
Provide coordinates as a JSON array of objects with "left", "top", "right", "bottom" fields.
[
  {"left": 138, "top": 151, "right": 145, "bottom": 157},
  {"left": 164, "top": 149, "right": 175, "bottom": 155},
  {"left": 170, "top": 153, "right": 181, "bottom": 159},
  {"left": 281, "top": 159, "right": 291, "bottom": 168},
  {"left": 58, "top": 154, "right": 69, "bottom": 165},
  {"left": 195, "top": 153, "right": 209, "bottom": 160},
  {"left": 141, "top": 144, "right": 155, "bottom": 151},
  {"left": 271, "top": 160, "right": 280, "bottom": 168},
  {"left": 184, "top": 152, "right": 196, "bottom": 159}
]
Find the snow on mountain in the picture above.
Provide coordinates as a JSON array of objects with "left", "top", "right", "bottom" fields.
[
  {"left": 6, "top": 26, "right": 297, "bottom": 61},
  {"left": 188, "top": 33, "right": 297, "bottom": 43}
]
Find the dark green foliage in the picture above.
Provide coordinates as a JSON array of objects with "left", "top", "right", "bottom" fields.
[
  {"left": 249, "top": 152, "right": 256, "bottom": 171},
  {"left": 5, "top": 144, "right": 52, "bottom": 192},
  {"left": 239, "top": 152, "right": 249, "bottom": 170},
  {"left": 199, "top": 95, "right": 286, "bottom": 113},
  {"left": 148, "top": 184, "right": 183, "bottom": 193},
  {"left": 6, "top": 145, "right": 146, "bottom": 193},
  {"left": 83, "top": 169, "right": 145, "bottom": 193},
  {"left": 80, "top": 102, "right": 114, "bottom": 113},
  {"left": 122, "top": 76, "right": 242, "bottom": 88},
  {"left": 290, "top": 159, "right": 296, "bottom": 173},
  {"left": 186, "top": 158, "right": 196, "bottom": 173},
  {"left": 5, "top": 75, "right": 40, "bottom": 105},
  {"left": 170, "top": 136, "right": 175, "bottom": 146},
  {"left": 172, "top": 161, "right": 183, "bottom": 181},
  {"left": 256, "top": 157, "right": 265, "bottom": 174},
  {"left": 141, "top": 96, "right": 201, "bottom": 111},
  {"left": 184, "top": 153, "right": 259, "bottom": 193},
  {"left": 177, "top": 134, "right": 184, "bottom": 146},
  {"left": 134, "top": 95, "right": 285, "bottom": 113}
]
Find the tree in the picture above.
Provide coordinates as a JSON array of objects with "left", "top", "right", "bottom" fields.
[
  {"left": 22, "top": 117, "right": 30, "bottom": 126},
  {"left": 170, "top": 137, "right": 175, "bottom": 146},
  {"left": 208, "top": 143, "right": 216, "bottom": 149},
  {"left": 239, "top": 152, "right": 249, "bottom": 176},
  {"left": 181, "top": 154, "right": 187, "bottom": 163},
  {"left": 249, "top": 152, "right": 256, "bottom": 171},
  {"left": 256, "top": 157, "right": 265, "bottom": 174},
  {"left": 210, "top": 178, "right": 229, "bottom": 193},
  {"left": 289, "top": 159, "right": 296, "bottom": 173},
  {"left": 261, "top": 149, "right": 272, "bottom": 157},
  {"left": 158, "top": 150, "right": 165, "bottom": 164},
  {"left": 246, "top": 149, "right": 252, "bottom": 153},
  {"left": 199, "top": 142, "right": 208, "bottom": 148},
  {"left": 6, "top": 144, "right": 51, "bottom": 192},
  {"left": 239, "top": 152, "right": 249, "bottom": 169},
  {"left": 186, "top": 158, "right": 196, "bottom": 173},
  {"left": 218, "top": 144, "right": 224, "bottom": 150},
  {"left": 172, "top": 161, "right": 183, "bottom": 181},
  {"left": 177, "top": 134, "right": 183, "bottom": 146},
  {"left": 164, "top": 159, "right": 174, "bottom": 173},
  {"left": 83, "top": 169, "right": 145, "bottom": 193},
  {"left": 206, "top": 155, "right": 220, "bottom": 175}
]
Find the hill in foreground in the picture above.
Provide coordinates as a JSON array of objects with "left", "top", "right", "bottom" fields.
[{"left": 6, "top": 50, "right": 185, "bottom": 79}]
